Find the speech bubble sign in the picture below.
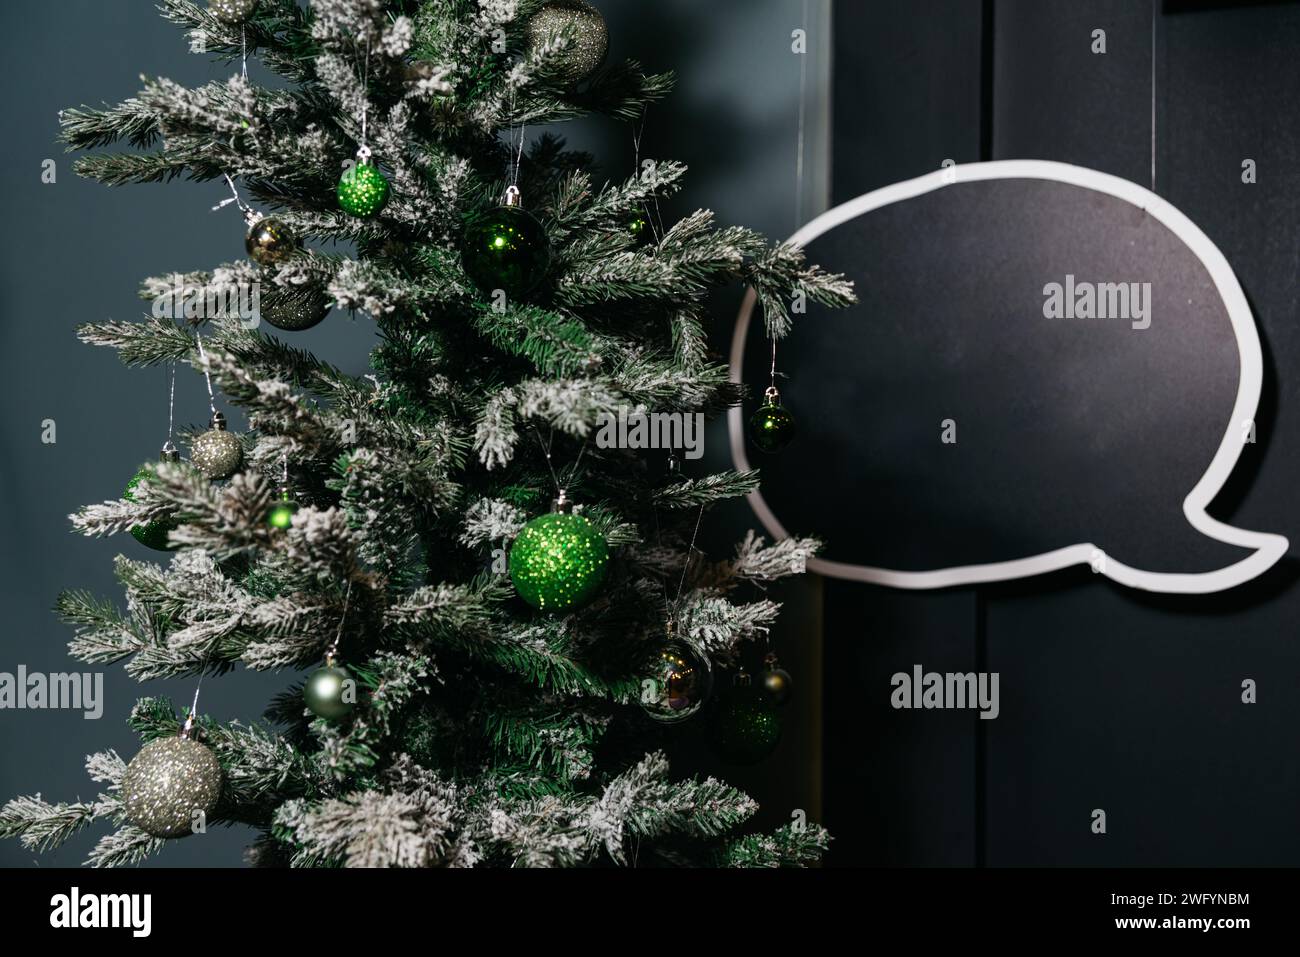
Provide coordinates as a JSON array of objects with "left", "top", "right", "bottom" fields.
[{"left": 729, "top": 160, "right": 1287, "bottom": 594}]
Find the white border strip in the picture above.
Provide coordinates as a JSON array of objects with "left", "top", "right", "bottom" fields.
[{"left": 728, "top": 160, "right": 1288, "bottom": 594}]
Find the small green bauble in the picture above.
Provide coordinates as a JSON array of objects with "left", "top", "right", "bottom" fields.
[
  {"left": 245, "top": 215, "right": 300, "bottom": 265},
  {"left": 460, "top": 203, "right": 552, "bottom": 299},
  {"left": 266, "top": 488, "right": 299, "bottom": 530},
  {"left": 509, "top": 509, "right": 609, "bottom": 612},
  {"left": 337, "top": 159, "right": 390, "bottom": 218},
  {"left": 124, "top": 466, "right": 177, "bottom": 552},
  {"left": 748, "top": 390, "right": 796, "bottom": 454},
  {"left": 304, "top": 664, "right": 356, "bottom": 720},
  {"left": 640, "top": 636, "right": 713, "bottom": 724},
  {"left": 627, "top": 209, "right": 651, "bottom": 245},
  {"left": 121, "top": 735, "right": 222, "bottom": 838},
  {"left": 709, "top": 675, "right": 783, "bottom": 765}
]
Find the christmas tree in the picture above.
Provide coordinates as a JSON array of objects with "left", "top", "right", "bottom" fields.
[{"left": 1, "top": 0, "right": 853, "bottom": 867}]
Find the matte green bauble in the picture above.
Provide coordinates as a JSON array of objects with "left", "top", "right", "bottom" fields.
[
  {"left": 304, "top": 664, "right": 356, "bottom": 720},
  {"left": 709, "top": 677, "right": 783, "bottom": 765},
  {"left": 460, "top": 204, "right": 552, "bottom": 299},
  {"left": 208, "top": 0, "right": 258, "bottom": 24},
  {"left": 337, "top": 160, "right": 390, "bottom": 218},
  {"left": 190, "top": 412, "right": 243, "bottom": 480},
  {"left": 261, "top": 286, "right": 330, "bottom": 331},
  {"left": 509, "top": 510, "right": 609, "bottom": 612},
  {"left": 748, "top": 392, "right": 796, "bottom": 454},
  {"left": 121, "top": 736, "right": 222, "bottom": 838},
  {"left": 640, "top": 639, "right": 713, "bottom": 724},
  {"left": 124, "top": 466, "right": 177, "bottom": 552},
  {"left": 526, "top": 0, "right": 609, "bottom": 82},
  {"left": 245, "top": 215, "right": 300, "bottom": 265},
  {"left": 266, "top": 488, "right": 299, "bottom": 530}
]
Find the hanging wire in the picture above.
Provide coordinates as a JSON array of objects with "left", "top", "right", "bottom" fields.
[
  {"left": 633, "top": 106, "right": 666, "bottom": 243},
  {"left": 530, "top": 426, "right": 588, "bottom": 498},
  {"left": 327, "top": 579, "right": 354, "bottom": 661},
  {"left": 1150, "top": 0, "right": 1157, "bottom": 195},
  {"left": 241, "top": 25, "right": 248, "bottom": 82},
  {"left": 166, "top": 364, "right": 176, "bottom": 445},
  {"left": 193, "top": 333, "right": 218, "bottom": 417}
]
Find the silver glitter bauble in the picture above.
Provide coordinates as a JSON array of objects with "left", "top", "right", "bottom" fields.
[
  {"left": 260, "top": 286, "right": 330, "bottom": 332},
  {"left": 206, "top": 0, "right": 257, "bottom": 23},
  {"left": 208, "top": 0, "right": 258, "bottom": 24},
  {"left": 190, "top": 412, "right": 243, "bottom": 480},
  {"left": 526, "top": 1, "right": 608, "bottom": 82},
  {"left": 122, "top": 736, "right": 222, "bottom": 838}
]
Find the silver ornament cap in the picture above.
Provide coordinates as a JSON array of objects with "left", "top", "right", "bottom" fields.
[
  {"left": 191, "top": 411, "right": 243, "bottom": 479},
  {"left": 122, "top": 736, "right": 223, "bottom": 838}
]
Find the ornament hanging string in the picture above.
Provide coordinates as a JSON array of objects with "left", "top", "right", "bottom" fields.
[
  {"left": 531, "top": 425, "right": 587, "bottom": 499},
  {"left": 327, "top": 579, "right": 353, "bottom": 662},
  {"left": 1150, "top": 0, "right": 1157, "bottom": 195},
  {"left": 241, "top": 25, "right": 248, "bottom": 82},
  {"left": 632, "top": 107, "right": 665, "bottom": 243}
]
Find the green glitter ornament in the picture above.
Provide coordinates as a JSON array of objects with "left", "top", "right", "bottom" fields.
[
  {"left": 337, "top": 151, "right": 390, "bottom": 218},
  {"left": 748, "top": 386, "right": 796, "bottom": 454},
  {"left": 266, "top": 486, "right": 299, "bottom": 530},
  {"left": 509, "top": 492, "right": 609, "bottom": 612},
  {"left": 123, "top": 445, "right": 183, "bottom": 551},
  {"left": 626, "top": 208, "right": 652, "bottom": 245},
  {"left": 709, "top": 670, "right": 783, "bottom": 765},
  {"left": 460, "top": 186, "right": 552, "bottom": 300},
  {"left": 121, "top": 727, "right": 222, "bottom": 838}
]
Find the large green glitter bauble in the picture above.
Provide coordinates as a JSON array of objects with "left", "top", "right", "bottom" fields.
[
  {"left": 709, "top": 682, "right": 783, "bottom": 765},
  {"left": 748, "top": 397, "right": 796, "bottom": 453},
  {"left": 509, "top": 512, "right": 609, "bottom": 612},
  {"left": 640, "top": 640, "right": 713, "bottom": 724},
  {"left": 122, "top": 736, "right": 223, "bottom": 838},
  {"left": 460, "top": 205, "right": 552, "bottom": 299},
  {"left": 304, "top": 664, "right": 356, "bottom": 720},
  {"left": 526, "top": 0, "right": 608, "bottom": 82},
  {"left": 124, "top": 466, "right": 177, "bottom": 551},
  {"left": 337, "top": 160, "right": 390, "bottom": 218}
]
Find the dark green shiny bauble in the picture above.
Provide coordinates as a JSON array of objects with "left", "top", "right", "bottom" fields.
[
  {"left": 260, "top": 286, "right": 330, "bottom": 332},
  {"left": 509, "top": 512, "right": 609, "bottom": 612},
  {"left": 266, "top": 490, "right": 299, "bottom": 530},
  {"left": 245, "top": 215, "right": 300, "bottom": 265},
  {"left": 748, "top": 399, "right": 796, "bottom": 454},
  {"left": 304, "top": 665, "right": 356, "bottom": 720},
  {"left": 121, "top": 736, "right": 222, "bottom": 838},
  {"left": 124, "top": 466, "right": 177, "bottom": 551},
  {"left": 762, "top": 666, "right": 793, "bottom": 706},
  {"left": 460, "top": 205, "right": 552, "bottom": 299},
  {"left": 627, "top": 210, "right": 651, "bottom": 245},
  {"left": 337, "top": 161, "right": 390, "bottom": 218},
  {"left": 709, "top": 683, "right": 783, "bottom": 765},
  {"left": 641, "top": 641, "right": 713, "bottom": 724}
]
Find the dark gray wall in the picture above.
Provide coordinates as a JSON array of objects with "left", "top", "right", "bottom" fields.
[
  {"left": 821, "top": 0, "right": 1300, "bottom": 866},
  {"left": 0, "top": 1, "right": 832, "bottom": 866}
]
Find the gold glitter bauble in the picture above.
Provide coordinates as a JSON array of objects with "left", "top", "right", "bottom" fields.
[
  {"left": 526, "top": 1, "right": 608, "bottom": 82},
  {"left": 190, "top": 414, "right": 243, "bottom": 480},
  {"left": 208, "top": 0, "right": 258, "bottom": 24},
  {"left": 122, "top": 737, "right": 222, "bottom": 838}
]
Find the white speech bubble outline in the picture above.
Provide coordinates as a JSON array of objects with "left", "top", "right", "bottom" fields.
[{"left": 728, "top": 159, "right": 1288, "bottom": 594}]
